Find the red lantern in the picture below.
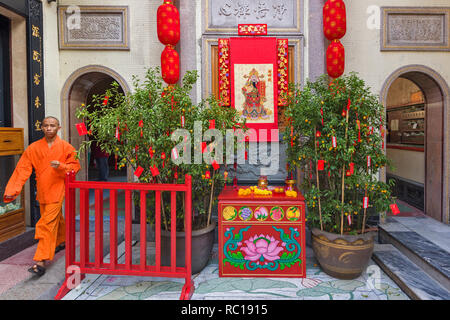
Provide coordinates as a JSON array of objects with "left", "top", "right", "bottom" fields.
[
  {"left": 157, "top": 3, "right": 180, "bottom": 46},
  {"left": 323, "top": 0, "right": 347, "bottom": 41},
  {"left": 326, "top": 40, "right": 345, "bottom": 78},
  {"left": 161, "top": 45, "right": 180, "bottom": 84}
]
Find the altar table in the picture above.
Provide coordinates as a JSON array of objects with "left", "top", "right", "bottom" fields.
[{"left": 218, "top": 187, "right": 306, "bottom": 277}]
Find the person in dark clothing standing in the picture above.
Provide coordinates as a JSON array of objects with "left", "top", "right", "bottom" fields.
[{"left": 91, "top": 141, "right": 109, "bottom": 181}]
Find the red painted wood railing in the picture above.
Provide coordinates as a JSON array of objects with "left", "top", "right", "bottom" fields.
[{"left": 54, "top": 171, "right": 194, "bottom": 300}]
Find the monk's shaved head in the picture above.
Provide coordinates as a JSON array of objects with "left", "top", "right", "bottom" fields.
[{"left": 42, "top": 116, "right": 60, "bottom": 126}]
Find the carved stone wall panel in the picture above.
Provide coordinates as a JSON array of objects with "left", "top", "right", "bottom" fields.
[
  {"left": 58, "top": 6, "right": 129, "bottom": 50},
  {"left": 381, "top": 7, "right": 450, "bottom": 51},
  {"left": 205, "top": 0, "right": 302, "bottom": 34}
]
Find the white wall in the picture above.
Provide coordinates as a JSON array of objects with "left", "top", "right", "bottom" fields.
[
  {"left": 43, "top": 0, "right": 163, "bottom": 129},
  {"left": 342, "top": 0, "right": 450, "bottom": 93}
]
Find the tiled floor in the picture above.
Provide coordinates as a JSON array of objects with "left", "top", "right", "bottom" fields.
[{"left": 63, "top": 243, "right": 409, "bottom": 300}]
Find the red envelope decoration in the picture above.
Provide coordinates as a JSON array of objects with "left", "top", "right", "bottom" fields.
[
  {"left": 349, "top": 162, "right": 355, "bottom": 175},
  {"left": 209, "top": 119, "right": 215, "bottom": 129},
  {"left": 363, "top": 196, "right": 369, "bottom": 209},
  {"left": 103, "top": 96, "right": 109, "bottom": 106},
  {"left": 212, "top": 160, "right": 220, "bottom": 171},
  {"left": 171, "top": 147, "right": 179, "bottom": 160},
  {"left": 390, "top": 203, "right": 400, "bottom": 215},
  {"left": 149, "top": 147, "right": 154, "bottom": 158},
  {"left": 318, "top": 160, "right": 325, "bottom": 171},
  {"left": 205, "top": 170, "right": 211, "bottom": 179},
  {"left": 201, "top": 142, "right": 207, "bottom": 153},
  {"left": 76, "top": 123, "right": 88, "bottom": 136},
  {"left": 134, "top": 166, "right": 144, "bottom": 178},
  {"left": 150, "top": 165, "right": 160, "bottom": 176}
]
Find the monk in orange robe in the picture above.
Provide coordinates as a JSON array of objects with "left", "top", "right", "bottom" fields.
[{"left": 3, "top": 116, "right": 80, "bottom": 276}]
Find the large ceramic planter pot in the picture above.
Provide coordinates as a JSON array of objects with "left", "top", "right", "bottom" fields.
[
  {"left": 160, "top": 220, "right": 216, "bottom": 274},
  {"left": 311, "top": 227, "right": 376, "bottom": 280}
]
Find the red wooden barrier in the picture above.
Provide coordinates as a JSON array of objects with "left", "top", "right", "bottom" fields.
[{"left": 54, "top": 171, "right": 194, "bottom": 300}]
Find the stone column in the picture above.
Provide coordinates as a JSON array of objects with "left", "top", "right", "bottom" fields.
[
  {"left": 178, "top": 0, "right": 199, "bottom": 103},
  {"left": 308, "top": 0, "right": 326, "bottom": 82}
]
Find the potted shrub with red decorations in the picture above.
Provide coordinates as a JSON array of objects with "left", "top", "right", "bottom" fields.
[
  {"left": 76, "top": 67, "right": 244, "bottom": 274},
  {"left": 284, "top": 73, "right": 397, "bottom": 279}
]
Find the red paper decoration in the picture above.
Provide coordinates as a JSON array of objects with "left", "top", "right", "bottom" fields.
[
  {"left": 76, "top": 123, "right": 88, "bottom": 136},
  {"left": 134, "top": 166, "right": 144, "bottom": 178},
  {"left": 150, "top": 165, "right": 160, "bottom": 177},
  {"left": 205, "top": 171, "right": 211, "bottom": 179},
  {"left": 390, "top": 203, "right": 400, "bottom": 215},
  {"left": 363, "top": 196, "right": 369, "bottom": 209},
  {"left": 212, "top": 160, "right": 220, "bottom": 171},
  {"left": 323, "top": 0, "right": 347, "bottom": 41},
  {"left": 326, "top": 40, "right": 345, "bottom": 79},
  {"left": 318, "top": 160, "right": 325, "bottom": 171},
  {"left": 161, "top": 45, "right": 180, "bottom": 85},
  {"left": 209, "top": 119, "right": 216, "bottom": 129},
  {"left": 157, "top": 2, "right": 180, "bottom": 46}
]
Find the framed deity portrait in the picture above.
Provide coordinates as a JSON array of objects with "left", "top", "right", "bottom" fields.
[{"left": 230, "top": 37, "right": 279, "bottom": 142}]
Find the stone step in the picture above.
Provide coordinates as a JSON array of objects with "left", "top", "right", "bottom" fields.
[
  {"left": 378, "top": 218, "right": 450, "bottom": 291},
  {"left": 372, "top": 244, "right": 450, "bottom": 300}
]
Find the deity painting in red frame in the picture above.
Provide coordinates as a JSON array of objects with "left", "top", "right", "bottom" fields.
[{"left": 230, "top": 37, "right": 278, "bottom": 142}]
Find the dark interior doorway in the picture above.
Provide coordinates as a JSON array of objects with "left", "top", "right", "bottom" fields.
[{"left": 85, "top": 77, "right": 126, "bottom": 182}]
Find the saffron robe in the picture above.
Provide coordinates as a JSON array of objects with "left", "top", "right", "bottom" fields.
[
  {"left": 3, "top": 135, "right": 80, "bottom": 261},
  {"left": 3, "top": 135, "right": 80, "bottom": 204}
]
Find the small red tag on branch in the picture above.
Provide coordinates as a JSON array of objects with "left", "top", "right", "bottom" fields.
[
  {"left": 318, "top": 160, "right": 325, "bottom": 171},
  {"left": 150, "top": 165, "right": 159, "bottom": 176},
  {"left": 212, "top": 160, "right": 220, "bottom": 171},
  {"left": 390, "top": 203, "right": 400, "bottom": 215},
  {"left": 76, "top": 123, "right": 88, "bottom": 136},
  {"left": 363, "top": 196, "right": 369, "bottom": 209},
  {"left": 134, "top": 166, "right": 144, "bottom": 178}
]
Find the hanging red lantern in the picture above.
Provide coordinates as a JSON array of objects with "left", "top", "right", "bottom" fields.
[
  {"left": 326, "top": 40, "right": 345, "bottom": 78},
  {"left": 157, "top": 2, "right": 180, "bottom": 46},
  {"left": 161, "top": 45, "right": 180, "bottom": 84},
  {"left": 323, "top": 0, "right": 347, "bottom": 41}
]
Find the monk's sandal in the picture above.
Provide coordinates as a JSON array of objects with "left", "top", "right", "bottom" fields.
[{"left": 28, "top": 264, "right": 46, "bottom": 277}]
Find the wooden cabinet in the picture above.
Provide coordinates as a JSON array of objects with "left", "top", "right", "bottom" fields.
[{"left": 0, "top": 128, "right": 26, "bottom": 242}]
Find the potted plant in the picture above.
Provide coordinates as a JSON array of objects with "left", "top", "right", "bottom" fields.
[
  {"left": 76, "top": 67, "right": 244, "bottom": 274},
  {"left": 284, "top": 73, "right": 395, "bottom": 279}
]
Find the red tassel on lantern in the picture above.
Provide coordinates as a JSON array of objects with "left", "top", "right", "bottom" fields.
[
  {"left": 161, "top": 45, "right": 180, "bottom": 84},
  {"left": 326, "top": 40, "right": 345, "bottom": 78},
  {"left": 323, "top": 0, "right": 347, "bottom": 41}
]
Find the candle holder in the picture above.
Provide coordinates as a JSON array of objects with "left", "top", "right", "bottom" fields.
[
  {"left": 285, "top": 179, "right": 296, "bottom": 191},
  {"left": 257, "top": 176, "right": 268, "bottom": 190}
]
